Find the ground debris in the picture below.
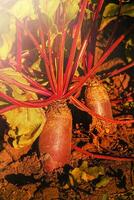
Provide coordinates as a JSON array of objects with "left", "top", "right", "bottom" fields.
[{"left": 0, "top": 180, "right": 38, "bottom": 200}]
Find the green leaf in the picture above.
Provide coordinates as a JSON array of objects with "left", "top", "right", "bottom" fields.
[
  {"left": 121, "top": 3, "right": 134, "bottom": 17},
  {"left": 80, "top": 160, "right": 89, "bottom": 171},
  {"left": 39, "top": 0, "right": 60, "bottom": 19},
  {"left": 88, "top": 166, "right": 105, "bottom": 178},
  {"left": 64, "top": 0, "right": 80, "bottom": 24},
  {"left": 125, "top": 35, "right": 134, "bottom": 63},
  {"left": 0, "top": 0, "right": 38, "bottom": 59},
  {"left": 103, "top": 3, "right": 119, "bottom": 18},
  {"left": 99, "top": 3, "right": 119, "bottom": 30},
  {"left": 100, "top": 16, "right": 117, "bottom": 30},
  {"left": 39, "top": 0, "right": 80, "bottom": 27},
  {"left": 96, "top": 176, "right": 112, "bottom": 188},
  {"left": 102, "top": 193, "right": 109, "bottom": 200},
  {"left": 69, "top": 162, "right": 105, "bottom": 185},
  {"left": 71, "top": 167, "right": 82, "bottom": 183},
  {"left": 10, "top": 0, "right": 36, "bottom": 20},
  {"left": 100, "top": 3, "right": 134, "bottom": 30}
]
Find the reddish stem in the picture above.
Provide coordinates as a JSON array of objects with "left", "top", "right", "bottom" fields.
[
  {"left": 111, "top": 97, "right": 133, "bottom": 105},
  {"left": 22, "top": 73, "right": 52, "bottom": 96},
  {"left": 16, "top": 21, "right": 22, "bottom": 72},
  {"left": 7, "top": 59, "right": 52, "bottom": 96},
  {"left": 104, "top": 1, "right": 122, "bottom": 52},
  {"left": 41, "top": 51, "right": 56, "bottom": 94},
  {"left": 64, "top": 26, "right": 134, "bottom": 98},
  {"left": 57, "top": 30, "right": 66, "bottom": 96},
  {"left": 18, "top": 21, "right": 56, "bottom": 93},
  {"left": 87, "top": 0, "right": 104, "bottom": 71},
  {"left": 71, "top": 36, "right": 89, "bottom": 78},
  {"left": 38, "top": 25, "right": 57, "bottom": 93},
  {"left": 48, "top": 32, "right": 57, "bottom": 92},
  {"left": 63, "top": 0, "right": 88, "bottom": 93},
  {"left": 0, "top": 91, "right": 58, "bottom": 108},
  {"left": 93, "top": 0, "right": 104, "bottom": 21},
  {"left": 17, "top": 21, "right": 41, "bottom": 52},
  {"left": 70, "top": 96, "right": 134, "bottom": 125},
  {"left": 72, "top": 145, "right": 134, "bottom": 162},
  {"left": 108, "top": 61, "right": 134, "bottom": 77},
  {"left": 39, "top": 27, "right": 45, "bottom": 52},
  {"left": 0, "top": 91, "right": 26, "bottom": 107},
  {"left": 90, "top": 26, "right": 134, "bottom": 77},
  {"left": 70, "top": 0, "right": 104, "bottom": 80},
  {"left": 0, "top": 74, "right": 51, "bottom": 97},
  {"left": 0, "top": 105, "right": 19, "bottom": 114}
]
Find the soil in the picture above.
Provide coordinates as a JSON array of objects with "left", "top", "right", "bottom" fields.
[{"left": 0, "top": 72, "right": 134, "bottom": 199}]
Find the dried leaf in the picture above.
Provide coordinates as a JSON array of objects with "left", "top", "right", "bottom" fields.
[{"left": 67, "top": 161, "right": 105, "bottom": 186}]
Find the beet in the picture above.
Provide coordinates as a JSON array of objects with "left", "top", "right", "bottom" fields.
[
  {"left": 39, "top": 101, "right": 72, "bottom": 172},
  {"left": 85, "top": 77, "right": 113, "bottom": 119}
]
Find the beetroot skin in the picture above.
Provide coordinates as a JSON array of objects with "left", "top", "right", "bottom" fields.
[
  {"left": 85, "top": 77, "right": 113, "bottom": 119},
  {"left": 39, "top": 102, "right": 72, "bottom": 172}
]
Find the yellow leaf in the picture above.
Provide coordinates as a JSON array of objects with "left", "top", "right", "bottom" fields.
[
  {"left": 0, "top": 82, "right": 9, "bottom": 106},
  {"left": 39, "top": 0, "right": 60, "bottom": 19},
  {"left": 0, "top": 68, "right": 46, "bottom": 148},
  {"left": 64, "top": 0, "right": 80, "bottom": 25},
  {"left": 0, "top": 68, "right": 38, "bottom": 101},
  {"left": 71, "top": 167, "right": 82, "bottom": 183},
  {"left": 63, "top": 183, "right": 69, "bottom": 190},
  {"left": 0, "top": 68, "right": 29, "bottom": 85},
  {"left": 99, "top": 16, "right": 117, "bottom": 31},
  {"left": 4, "top": 107, "right": 46, "bottom": 148},
  {"left": 96, "top": 176, "right": 112, "bottom": 188},
  {"left": 81, "top": 171, "right": 95, "bottom": 182},
  {"left": 0, "top": 17, "right": 16, "bottom": 59},
  {"left": 10, "top": 0, "right": 36, "bottom": 20},
  {"left": 88, "top": 166, "right": 105, "bottom": 178},
  {"left": 80, "top": 160, "right": 89, "bottom": 171}
]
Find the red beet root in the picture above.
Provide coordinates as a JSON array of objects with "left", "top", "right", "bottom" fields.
[
  {"left": 85, "top": 77, "right": 116, "bottom": 135},
  {"left": 85, "top": 77, "right": 113, "bottom": 119},
  {"left": 39, "top": 101, "right": 72, "bottom": 172}
]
